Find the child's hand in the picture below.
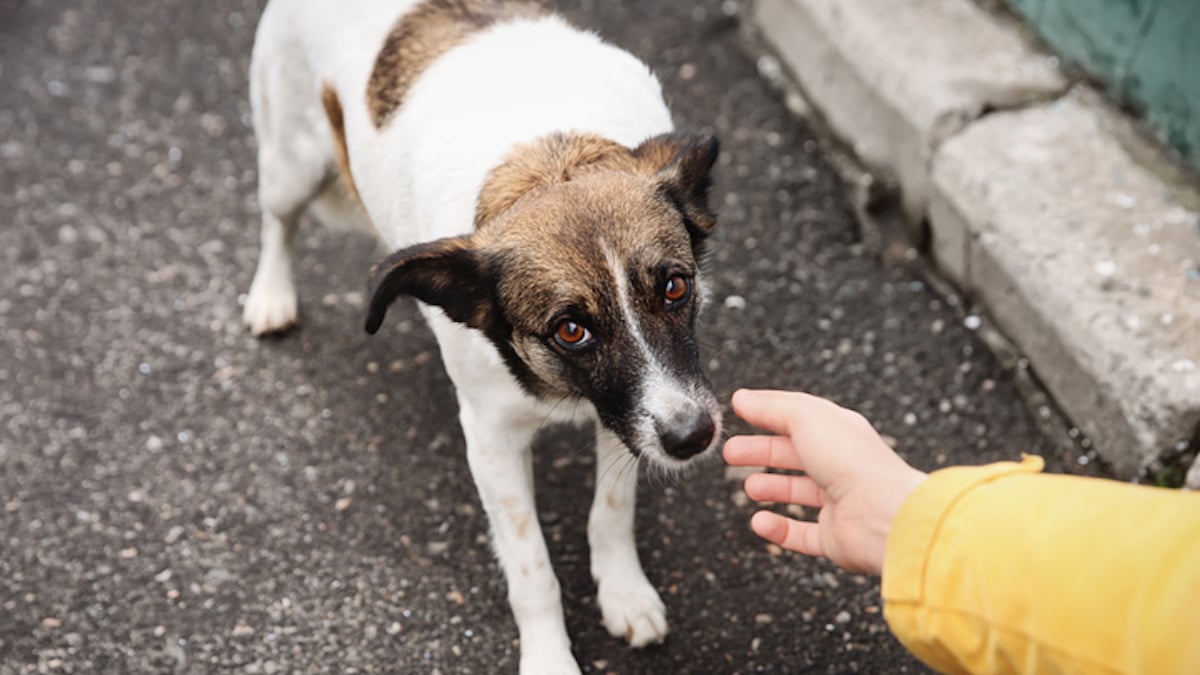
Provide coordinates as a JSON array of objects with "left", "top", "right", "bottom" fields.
[{"left": 723, "top": 389, "right": 926, "bottom": 575}]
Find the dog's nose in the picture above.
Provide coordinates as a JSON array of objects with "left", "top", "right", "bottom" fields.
[{"left": 658, "top": 410, "right": 715, "bottom": 459}]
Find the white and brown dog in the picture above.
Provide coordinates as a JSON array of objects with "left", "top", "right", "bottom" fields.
[{"left": 243, "top": 1, "right": 722, "bottom": 671}]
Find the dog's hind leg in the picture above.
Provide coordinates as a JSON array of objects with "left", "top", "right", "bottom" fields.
[
  {"left": 589, "top": 425, "right": 668, "bottom": 647},
  {"left": 457, "top": 400, "right": 581, "bottom": 675},
  {"left": 242, "top": 23, "right": 332, "bottom": 336}
]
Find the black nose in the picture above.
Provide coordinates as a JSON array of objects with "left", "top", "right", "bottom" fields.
[{"left": 658, "top": 411, "right": 716, "bottom": 459}]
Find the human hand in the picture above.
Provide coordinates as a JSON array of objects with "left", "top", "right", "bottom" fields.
[{"left": 723, "top": 389, "right": 926, "bottom": 575}]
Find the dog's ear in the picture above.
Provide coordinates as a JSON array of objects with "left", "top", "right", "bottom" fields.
[
  {"left": 634, "top": 132, "right": 720, "bottom": 240},
  {"left": 364, "top": 236, "right": 495, "bottom": 334}
]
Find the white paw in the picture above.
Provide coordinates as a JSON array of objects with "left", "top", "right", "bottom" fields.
[
  {"left": 243, "top": 282, "right": 298, "bottom": 336},
  {"left": 519, "top": 642, "right": 581, "bottom": 675},
  {"left": 597, "top": 577, "right": 668, "bottom": 647}
]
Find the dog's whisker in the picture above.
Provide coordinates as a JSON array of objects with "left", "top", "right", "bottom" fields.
[
  {"left": 597, "top": 446, "right": 630, "bottom": 488},
  {"left": 624, "top": 452, "right": 642, "bottom": 492},
  {"left": 609, "top": 453, "right": 628, "bottom": 490},
  {"left": 538, "top": 393, "right": 572, "bottom": 431}
]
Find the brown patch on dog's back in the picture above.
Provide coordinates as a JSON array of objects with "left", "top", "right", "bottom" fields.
[
  {"left": 320, "top": 82, "right": 361, "bottom": 202},
  {"left": 367, "top": 0, "right": 548, "bottom": 127}
]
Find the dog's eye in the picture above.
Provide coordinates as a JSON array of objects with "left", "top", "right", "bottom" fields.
[
  {"left": 664, "top": 275, "right": 690, "bottom": 306},
  {"left": 554, "top": 320, "right": 594, "bottom": 350}
]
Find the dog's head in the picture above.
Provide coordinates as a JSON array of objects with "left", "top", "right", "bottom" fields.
[{"left": 364, "top": 132, "right": 722, "bottom": 466}]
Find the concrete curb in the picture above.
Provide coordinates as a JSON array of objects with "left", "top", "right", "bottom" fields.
[
  {"left": 752, "top": 0, "right": 1066, "bottom": 234},
  {"left": 755, "top": 0, "right": 1200, "bottom": 479}
]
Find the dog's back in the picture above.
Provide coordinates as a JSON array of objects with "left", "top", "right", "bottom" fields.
[{"left": 251, "top": 0, "right": 674, "bottom": 250}]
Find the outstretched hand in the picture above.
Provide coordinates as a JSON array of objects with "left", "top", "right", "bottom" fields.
[{"left": 723, "top": 389, "right": 926, "bottom": 575}]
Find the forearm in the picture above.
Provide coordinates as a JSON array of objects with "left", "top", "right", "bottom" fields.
[{"left": 882, "top": 456, "right": 1200, "bottom": 675}]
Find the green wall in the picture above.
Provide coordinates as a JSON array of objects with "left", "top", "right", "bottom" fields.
[{"left": 1005, "top": 0, "right": 1200, "bottom": 170}]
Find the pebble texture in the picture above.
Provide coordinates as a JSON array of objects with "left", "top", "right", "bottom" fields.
[{"left": 0, "top": 0, "right": 1098, "bottom": 672}]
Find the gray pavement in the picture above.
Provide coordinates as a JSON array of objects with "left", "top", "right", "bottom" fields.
[{"left": 0, "top": 0, "right": 1101, "bottom": 673}]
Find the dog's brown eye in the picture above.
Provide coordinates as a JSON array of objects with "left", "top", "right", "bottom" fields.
[
  {"left": 664, "top": 275, "right": 689, "bottom": 304},
  {"left": 554, "top": 320, "right": 593, "bottom": 350}
]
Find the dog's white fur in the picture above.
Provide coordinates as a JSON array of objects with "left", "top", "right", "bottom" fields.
[{"left": 245, "top": 2, "right": 715, "bottom": 672}]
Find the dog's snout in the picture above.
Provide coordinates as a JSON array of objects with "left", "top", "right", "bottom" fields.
[{"left": 657, "top": 410, "right": 715, "bottom": 459}]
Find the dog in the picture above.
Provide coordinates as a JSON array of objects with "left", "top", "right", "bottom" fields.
[{"left": 243, "top": 1, "right": 723, "bottom": 671}]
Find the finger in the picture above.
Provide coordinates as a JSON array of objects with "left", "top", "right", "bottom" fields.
[
  {"left": 722, "top": 435, "right": 805, "bottom": 471},
  {"left": 731, "top": 389, "right": 822, "bottom": 437},
  {"left": 750, "top": 511, "right": 824, "bottom": 559},
  {"left": 744, "top": 473, "right": 824, "bottom": 508}
]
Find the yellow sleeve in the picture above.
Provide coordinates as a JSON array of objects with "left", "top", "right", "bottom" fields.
[{"left": 882, "top": 455, "right": 1200, "bottom": 675}]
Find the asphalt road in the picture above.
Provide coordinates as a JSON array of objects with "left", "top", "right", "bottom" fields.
[{"left": 0, "top": 0, "right": 1101, "bottom": 673}]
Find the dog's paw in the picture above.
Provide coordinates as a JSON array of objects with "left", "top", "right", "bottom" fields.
[
  {"left": 518, "top": 642, "right": 580, "bottom": 675},
  {"left": 597, "top": 577, "right": 668, "bottom": 648},
  {"left": 243, "top": 282, "right": 298, "bottom": 336}
]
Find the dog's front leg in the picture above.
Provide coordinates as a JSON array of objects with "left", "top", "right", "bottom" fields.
[
  {"left": 588, "top": 425, "right": 668, "bottom": 647},
  {"left": 459, "top": 403, "right": 580, "bottom": 675}
]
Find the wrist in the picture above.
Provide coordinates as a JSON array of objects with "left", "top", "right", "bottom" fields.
[{"left": 871, "top": 467, "right": 927, "bottom": 575}]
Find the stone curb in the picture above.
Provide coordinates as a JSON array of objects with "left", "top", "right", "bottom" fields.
[
  {"left": 754, "top": 0, "right": 1200, "bottom": 479},
  {"left": 752, "top": 0, "right": 1066, "bottom": 234}
]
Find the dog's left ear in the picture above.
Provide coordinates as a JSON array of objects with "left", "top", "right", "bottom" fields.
[
  {"left": 634, "top": 132, "right": 720, "bottom": 241},
  {"left": 364, "top": 236, "right": 495, "bottom": 334}
]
